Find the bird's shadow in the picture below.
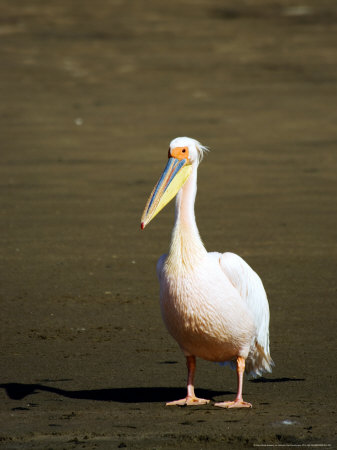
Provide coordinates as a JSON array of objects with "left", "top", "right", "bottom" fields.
[
  {"left": 0, "top": 383, "right": 231, "bottom": 403},
  {"left": 249, "top": 377, "right": 305, "bottom": 383},
  {"left": 0, "top": 377, "right": 305, "bottom": 404}
]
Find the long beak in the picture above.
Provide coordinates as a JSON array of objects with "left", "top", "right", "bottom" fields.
[{"left": 141, "top": 157, "right": 192, "bottom": 229}]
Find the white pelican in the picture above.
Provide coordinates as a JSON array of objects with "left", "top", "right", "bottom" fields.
[{"left": 141, "top": 137, "right": 273, "bottom": 408}]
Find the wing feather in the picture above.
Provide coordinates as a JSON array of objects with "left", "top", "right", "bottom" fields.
[{"left": 219, "top": 252, "right": 273, "bottom": 376}]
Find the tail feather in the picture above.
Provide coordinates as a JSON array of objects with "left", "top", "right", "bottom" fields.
[{"left": 246, "top": 342, "right": 274, "bottom": 378}]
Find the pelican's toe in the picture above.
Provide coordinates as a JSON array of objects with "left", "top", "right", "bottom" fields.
[
  {"left": 166, "top": 396, "right": 210, "bottom": 406},
  {"left": 214, "top": 400, "right": 252, "bottom": 409}
]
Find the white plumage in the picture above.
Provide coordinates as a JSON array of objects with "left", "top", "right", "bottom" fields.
[
  {"left": 219, "top": 252, "right": 272, "bottom": 376},
  {"left": 142, "top": 137, "right": 273, "bottom": 408}
]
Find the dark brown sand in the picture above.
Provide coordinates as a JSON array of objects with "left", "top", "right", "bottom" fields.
[{"left": 1, "top": 1, "right": 336, "bottom": 448}]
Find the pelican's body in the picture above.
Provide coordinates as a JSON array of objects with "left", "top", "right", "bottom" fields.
[
  {"left": 160, "top": 252, "right": 255, "bottom": 364},
  {"left": 141, "top": 137, "right": 273, "bottom": 408}
]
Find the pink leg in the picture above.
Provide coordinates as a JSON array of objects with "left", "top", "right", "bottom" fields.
[
  {"left": 214, "top": 356, "right": 252, "bottom": 408},
  {"left": 166, "top": 355, "right": 210, "bottom": 406}
]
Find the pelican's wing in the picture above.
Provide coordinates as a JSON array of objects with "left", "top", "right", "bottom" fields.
[{"left": 219, "top": 252, "right": 273, "bottom": 374}]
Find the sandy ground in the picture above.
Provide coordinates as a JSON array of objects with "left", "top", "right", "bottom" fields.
[{"left": 1, "top": 0, "right": 337, "bottom": 448}]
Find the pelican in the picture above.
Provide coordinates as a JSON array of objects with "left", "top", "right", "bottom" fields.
[{"left": 141, "top": 137, "right": 273, "bottom": 408}]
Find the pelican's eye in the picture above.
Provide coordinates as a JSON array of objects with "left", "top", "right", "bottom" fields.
[{"left": 171, "top": 146, "right": 189, "bottom": 161}]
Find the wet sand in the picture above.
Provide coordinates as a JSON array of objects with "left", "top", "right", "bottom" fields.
[{"left": 0, "top": 0, "right": 336, "bottom": 448}]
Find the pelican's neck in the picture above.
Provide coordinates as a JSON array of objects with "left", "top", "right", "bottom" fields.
[{"left": 166, "top": 163, "right": 207, "bottom": 269}]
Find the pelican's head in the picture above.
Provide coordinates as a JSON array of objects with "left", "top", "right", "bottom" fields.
[{"left": 141, "top": 137, "right": 208, "bottom": 229}]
